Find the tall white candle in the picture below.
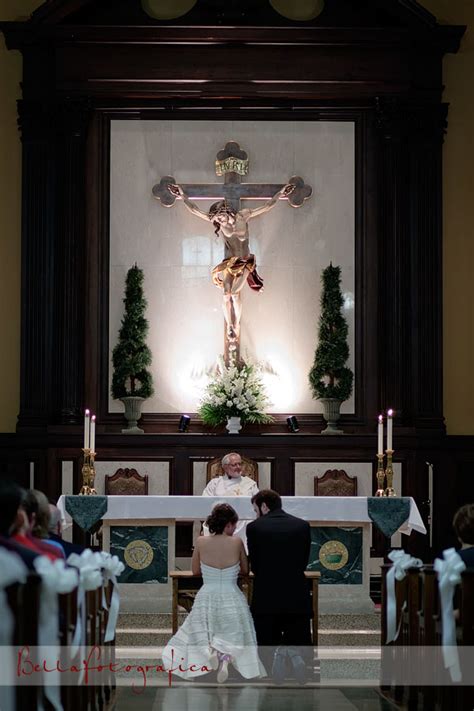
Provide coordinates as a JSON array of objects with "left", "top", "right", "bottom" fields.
[
  {"left": 90, "top": 415, "right": 96, "bottom": 453},
  {"left": 387, "top": 409, "right": 393, "bottom": 450},
  {"left": 84, "top": 409, "right": 90, "bottom": 450},
  {"left": 378, "top": 415, "right": 383, "bottom": 456}
]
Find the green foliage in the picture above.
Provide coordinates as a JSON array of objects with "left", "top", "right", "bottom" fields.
[
  {"left": 308, "top": 263, "right": 353, "bottom": 402},
  {"left": 111, "top": 265, "right": 154, "bottom": 400},
  {"left": 198, "top": 358, "right": 274, "bottom": 427}
]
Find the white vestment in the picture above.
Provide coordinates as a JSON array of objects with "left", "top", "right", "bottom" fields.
[
  {"left": 202, "top": 475, "right": 258, "bottom": 498},
  {"left": 202, "top": 475, "right": 258, "bottom": 548}
]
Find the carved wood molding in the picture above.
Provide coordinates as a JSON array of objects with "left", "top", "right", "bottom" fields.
[
  {"left": 314, "top": 469, "right": 358, "bottom": 497},
  {"left": 105, "top": 467, "right": 149, "bottom": 495}
]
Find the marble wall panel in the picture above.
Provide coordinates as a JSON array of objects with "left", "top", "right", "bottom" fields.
[
  {"left": 61, "top": 461, "right": 74, "bottom": 542},
  {"left": 93, "top": 460, "right": 170, "bottom": 495},
  {"left": 111, "top": 525, "right": 168, "bottom": 584},
  {"left": 109, "top": 120, "right": 355, "bottom": 414},
  {"left": 294, "top": 461, "right": 402, "bottom": 499}
]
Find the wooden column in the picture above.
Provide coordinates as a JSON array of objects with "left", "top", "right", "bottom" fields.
[
  {"left": 375, "top": 98, "right": 447, "bottom": 434},
  {"left": 17, "top": 100, "right": 56, "bottom": 431},
  {"left": 17, "top": 98, "right": 90, "bottom": 430},
  {"left": 52, "top": 100, "right": 90, "bottom": 425}
]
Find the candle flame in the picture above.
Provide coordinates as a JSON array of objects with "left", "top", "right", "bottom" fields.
[
  {"left": 378, "top": 414, "right": 383, "bottom": 422},
  {"left": 91, "top": 415, "right": 96, "bottom": 421},
  {"left": 387, "top": 409, "right": 394, "bottom": 416},
  {"left": 85, "top": 409, "right": 90, "bottom": 415}
]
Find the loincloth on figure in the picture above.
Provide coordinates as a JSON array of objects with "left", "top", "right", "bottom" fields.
[{"left": 212, "top": 254, "right": 264, "bottom": 292}]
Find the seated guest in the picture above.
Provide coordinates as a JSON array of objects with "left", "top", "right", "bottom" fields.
[
  {"left": 48, "top": 503, "right": 86, "bottom": 556},
  {"left": 0, "top": 479, "right": 40, "bottom": 569},
  {"left": 453, "top": 503, "right": 474, "bottom": 567},
  {"left": 12, "top": 489, "right": 64, "bottom": 560}
]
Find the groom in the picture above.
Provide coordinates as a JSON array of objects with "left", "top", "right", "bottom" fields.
[{"left": 246, "top": 489, "right": 312, "bottom": 682}]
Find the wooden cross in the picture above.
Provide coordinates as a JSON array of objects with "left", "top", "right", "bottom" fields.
[{"left": 152, "top": 141, "right": 312, "bottom": 213}]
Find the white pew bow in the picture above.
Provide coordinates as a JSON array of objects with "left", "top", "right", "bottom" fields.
[
  {"left": 386, "top": 549, "right": 422, "bottom": 644},
  {"left": 33, "top": 556, "right": 79, "bottom": 711},
  {"left": 0, "top": 549, "right": 28, "bottom": 711},
  {"left": 434, "top": 548, "right": 466, "bottom": 682},
  {"left": 97, "top": 552, "right": 125, "bottom": 642},
  {"left": 66, "top": 549, "right": 104, "bottom": 684}
]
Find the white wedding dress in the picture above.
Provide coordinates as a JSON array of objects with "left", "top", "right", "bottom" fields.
[{"left": 161, "top": 562, "right": 266, "bottom": 680}]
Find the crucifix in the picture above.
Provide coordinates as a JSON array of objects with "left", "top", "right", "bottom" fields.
[{"left": 152, "top": 141, "right": 312, "bottom": 364}]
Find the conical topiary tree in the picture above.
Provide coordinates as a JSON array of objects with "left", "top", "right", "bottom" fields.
[
  {"left": 111, "top": 265, "right": 154, "bottom": 400},
  {"left": 309, "top": 263, "right": 353, "bottom": 402}
]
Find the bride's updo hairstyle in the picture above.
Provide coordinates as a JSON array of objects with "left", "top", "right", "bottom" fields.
[{"left": 206, "top": 503, "right": 238, "bottom": 534}]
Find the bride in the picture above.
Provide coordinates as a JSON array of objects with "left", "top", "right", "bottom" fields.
[{"left": 161, "top": 503, "right": 265, "bottom": 682}]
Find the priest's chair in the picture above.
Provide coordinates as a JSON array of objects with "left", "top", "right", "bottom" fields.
[
  {"left": 105, "top": 467, "right": 149, "bottom": 495},
  {"left": 314, "top": 469, "right": 357, "bottom": 496},
  {"left": 206, "top": 456, "right": 259, "bottom": 484}
]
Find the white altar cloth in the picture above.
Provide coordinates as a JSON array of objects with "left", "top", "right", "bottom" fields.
[{"left": 57, "top": 495, "right": 426, "bottom": 536}]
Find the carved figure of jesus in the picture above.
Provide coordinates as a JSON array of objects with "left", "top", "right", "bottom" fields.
[{"left": 168, "top": 182, "right": 295, "bottom": 348}]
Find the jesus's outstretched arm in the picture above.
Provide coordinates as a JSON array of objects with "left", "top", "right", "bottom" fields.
[{"left": 168, "top": 183, "right": 210, "bottom": 222}]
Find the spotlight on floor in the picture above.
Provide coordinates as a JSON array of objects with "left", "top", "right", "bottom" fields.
[
  {"left": 178, "top": 415, "right": 190, "bottom": 432},
  {"left": 286, "top": 416, "right": 299, "bottom": 433}
]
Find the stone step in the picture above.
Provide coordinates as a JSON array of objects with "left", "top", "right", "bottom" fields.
[
  {"left": 117, "top": 612, "right": 382, "bottom": 631},
  {"left": 115, "top": 612, "right": 382, "bottom": 647},
  {"left": 117, "top": 613, "right": 186, "bottom": 628},
  {"left": 116, "top": 628, "right": 172, "bottom": 646},
  {"left": 318, "top": 613, "right": 381, "bottom": 631},
  {"left": 318, "top": 630, "right": 380, "bottom": 647},
  {"left": 319, "top": 657, "right": 380, "bottom": 682},
  {"left": 116, "top": 627, "right": 380, "bottom": 648}
]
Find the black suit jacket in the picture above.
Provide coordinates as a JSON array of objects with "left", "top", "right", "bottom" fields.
[
  {"left": 246, "top": 508, "right": 312, "bottom": 615},
  {"left": 48, "top": 532, "right": 86, "bottom": 558},
  {"left": 458, "top": 546, "right": 474, "bottom": 568}
]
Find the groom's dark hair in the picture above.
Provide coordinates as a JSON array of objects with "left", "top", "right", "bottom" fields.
[{"left": 251, "top": 489, "right": 282, "bottom": 513}]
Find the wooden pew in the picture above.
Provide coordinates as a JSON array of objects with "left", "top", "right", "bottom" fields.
[
  {"left": 6, "top": 574, "right": 42, "bottom": 711},
  {"left": 381, "top": 564, "right": 429, "bottom": 708},
  {"left": 381, "top": 563, "right": 474, "bottom": 711}
]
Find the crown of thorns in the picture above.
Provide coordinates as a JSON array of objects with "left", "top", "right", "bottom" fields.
[{"left": 209, "top": 200, "right": 236, "bottom": 218}]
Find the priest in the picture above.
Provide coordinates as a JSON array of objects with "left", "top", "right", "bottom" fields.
[
  {"left": 202, "top": 452, "right": 258, "bottom": 545},
  {"left": 202, "top": 452, "right": 258, "bottom": 497}
]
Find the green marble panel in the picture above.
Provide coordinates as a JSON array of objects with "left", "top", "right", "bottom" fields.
[
  {"left": 307, "top": 526, "right": 362, "bottom": 584},
  {"left": 111, "top": 526, "right": 168, "bottom": 584}
]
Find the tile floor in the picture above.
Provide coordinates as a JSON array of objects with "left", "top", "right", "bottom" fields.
[{"left": 114, "top": 685, "right": 396, "bottom": 710}]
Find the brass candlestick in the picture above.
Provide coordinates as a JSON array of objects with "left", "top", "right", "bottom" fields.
[
  {"left": 375, "top": 454, "right": 386, "bottom": 496},
  {"left": 79, "top": 448, "right": 97, "bottom": 495},
  {"left": 384, "top": 449, "right": 397, "bottom": 497}
]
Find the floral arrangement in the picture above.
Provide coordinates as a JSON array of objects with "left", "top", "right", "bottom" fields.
[{"left": 198, "top": 358, "right": 273, "bottom": 427}]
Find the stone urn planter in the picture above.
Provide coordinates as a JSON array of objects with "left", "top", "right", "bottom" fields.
[
  {"left": 120, "top": 396, "right": 145, "bottom": 434},
  {"left": 320, "top": 398, "right": 343, "bottom": 435},
  {"left": 226, "top": 416, "right": 242, "bottom": 435}
]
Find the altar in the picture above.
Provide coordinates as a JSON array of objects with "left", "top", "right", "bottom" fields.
[{"left": 58, "top": 495, "right": 425, "bottom": 614}]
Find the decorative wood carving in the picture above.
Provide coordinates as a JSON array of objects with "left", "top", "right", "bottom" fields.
[
  {"left": 314, "top": 469, "right": 358, "bottom": 497},
  {"left": 105, "top": 467, "right": 148, "bottom": 495}
]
